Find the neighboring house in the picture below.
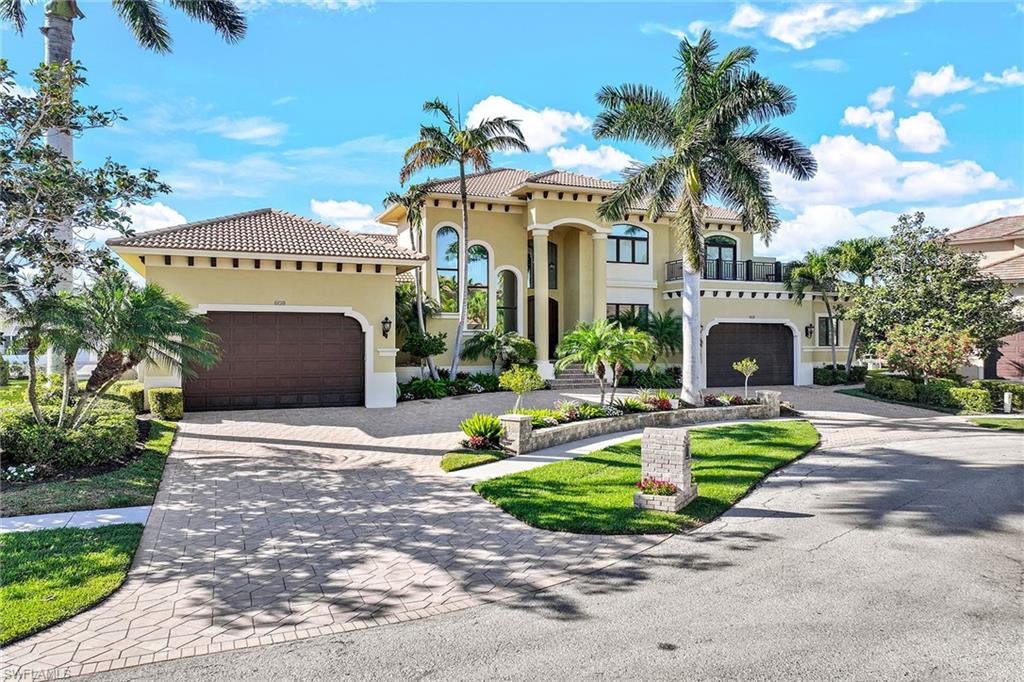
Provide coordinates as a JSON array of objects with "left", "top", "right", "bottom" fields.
[
  {"left": 379, "top": 168, "right": 851, "bottom": 388},
  {"left": 108, "top": 209, "right": 426, "bottom": 410},
  {"left": 947, "top": 215, "right": 1024, "bottom": 381}
]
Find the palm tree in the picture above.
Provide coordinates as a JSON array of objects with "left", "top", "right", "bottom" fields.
[
  {"left": 593, "top": 30, "right": 816, "bottom": 404},
  {"left": 834, "top": 237, "right": 884, "bottom": 368},
  {"left": 606, "top": 325, "right": 654, "bottom": 404},
  {"left": 642, "top": 310, "right": 682, "bottom": 368},
  {"left": 460, "top": 327, "right": 517, "bottom": 374},
  {"left": 786, "top": 249, "right": 841, "bottom": 370},
  {"left": 68, "top": 270, "right": 219, "bottom": 427},
  {"left": 39, "top": 292, "right": 89, "bottom": 426},
  {"left": 555, "top": 319, "right": 620, "bottom": 405},
  {"left": 400, "top": 99, "right": 528, "bottom": 374},
  {"left": 384, "top": 184, "right": 442, "bottom": 379}
]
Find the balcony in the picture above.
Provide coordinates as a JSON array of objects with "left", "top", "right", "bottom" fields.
[{"left": 665, "top": 258, "right": 792, "bottom": 283}]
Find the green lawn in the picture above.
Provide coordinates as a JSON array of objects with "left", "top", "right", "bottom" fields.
[
  {"left": 0, "top": 379, "right": 27, "bottom": 407},
  {"left": 441, "top": 449, "right": 508, "bottom": 473},
  {"left": 474, "top": 420, "right": 820, "bottom": 534},
  {"left": 969, "top": 417, "right": 1024, "bottom": 432},
  {"left": 0, "top": 524, "right": 143, "bottom": 645},
  {"left": 1, "top": 420, "right": 178, "bottom": 517}
]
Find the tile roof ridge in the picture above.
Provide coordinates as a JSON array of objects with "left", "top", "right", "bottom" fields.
[{"left": 107, "top": 207, "right": 274, "bottom": 245}]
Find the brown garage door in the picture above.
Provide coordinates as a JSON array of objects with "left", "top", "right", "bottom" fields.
[
  {"left": 184, "top": 311, "right": 364, "bottom": 411},
  {"left": 984, "top": 325, "right": 1024, "bottom": 380},
  {"left": 706, "top": 323, "right": 793, "bottom": 387}
]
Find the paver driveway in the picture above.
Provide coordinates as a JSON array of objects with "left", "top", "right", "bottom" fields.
[{"left": 0, "top": 389, "right": 660, "bottom": 679}]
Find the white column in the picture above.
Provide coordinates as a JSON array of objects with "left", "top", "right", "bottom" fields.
[
  {"left": 531, "top": 227, "right": 554, "bottom": 379},
  {"left": 592, "top": 233, "right": 608, "bottom": 323}
]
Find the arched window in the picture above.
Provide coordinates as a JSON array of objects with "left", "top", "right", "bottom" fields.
[
  {"left": 607, "top": 224, "right": 649, "bottom": 264},
  {"left": 497, "top": 270, "right": 518, "bottom": 333},
  {"left": 467, "top": 244, "right": 489, "bottom": 329},
  {"left": 705, "top": 235, "right": 737, "bottom": 261},
  {"left": 435, "top": 226, "right": 459, "bottom": 312}
]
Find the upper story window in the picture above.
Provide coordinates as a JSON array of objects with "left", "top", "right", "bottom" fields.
[
  {"left": 527, "top": 242, "right": 558, "bottom": 290},
  {"left": 607, "top": 224, "right": 649, "bottom": 264},
  {"left": 467, "top": 244, "right": 489, "bottom": 329},
  {"left": 435, "top": 226, "right": 459, "bottom": 312},
  {"left": 705, "top": 235, "right": 737, "bottom": 262}
]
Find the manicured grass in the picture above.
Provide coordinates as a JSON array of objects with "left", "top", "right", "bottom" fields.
[
  {"left": 835, "top": 388, "right": 957, "bottom": 414},
  {"left": 0, "top": 379, "right": 27, "bottom": 407},
  {"left": 441, "top": 449, "right": 508, "bottom": 473},
  {"left": 969, "top": 417, "right": 1024, "bottom": 432},
  {"left": 0, "top": 524, "right": 143, "bottom": 645},
  {"left": 474, "top": 420, "right": 820, "bottom": 534},
  {"left": 1, "top": 420, "right": 178, "bottom": 517}
]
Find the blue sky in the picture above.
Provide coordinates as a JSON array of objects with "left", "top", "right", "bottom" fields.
[{"left": 2, "top": 0, "right": 1023, "bottom": 259}]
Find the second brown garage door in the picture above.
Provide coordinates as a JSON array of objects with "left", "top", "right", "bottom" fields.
[
  {"left": 184, "top": 311, "right": 365, "bottom": 411},
  {"left": 706, "top": 323, "right": 794, "bottom": 387}
]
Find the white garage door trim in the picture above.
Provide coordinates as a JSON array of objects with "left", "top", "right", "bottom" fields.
[
  {"left": 192, "top": 304, "right": 395, "bottom": 408},
  {"left": 702, "top": 318, "right": 803, "bottom": 387}
]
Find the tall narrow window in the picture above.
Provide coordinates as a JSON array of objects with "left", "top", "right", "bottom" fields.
[
  {"left": 497, "top": 270, "right": 518, "bottom": 333},
  {"left": 435, "top": 226, "right": 459, "bottom": 312},
  {"left": 467, "top": 244, "right": 489, "bottom": 329},
  {"left": 527, "top": 242, "right": 558, "bottom": 290},
  {"left": 817, "top": 316, "right": 839, "bottom": 347},
  {"left": 607, "top": 224, "right": 649, "bottom": 264}
]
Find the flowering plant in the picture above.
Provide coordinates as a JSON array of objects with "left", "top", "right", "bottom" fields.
[
  {"left": 636, "top": 476, "right": 678, "bottom": 496},
  {"left": 463, "top": 435, "right": 492, "bottom": 450},
  {"left": 2, "top": 463, "right": 37, "bottom": 482}
]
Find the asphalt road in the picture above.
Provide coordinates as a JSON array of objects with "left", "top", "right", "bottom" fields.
[{"left": 89, "top": 426, "right": 1024, "bottom": 681}]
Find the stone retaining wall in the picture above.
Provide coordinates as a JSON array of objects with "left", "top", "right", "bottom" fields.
[{"left": 499, "top": 390, "right": 782, "bottom": 455}]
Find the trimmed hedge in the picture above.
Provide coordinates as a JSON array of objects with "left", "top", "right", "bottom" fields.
[
  {"left": 814, "top": 364, "right": 867, "bottom": 386},
  {"left": 0, "top": 405, "right": 137, "bottom": 470},
  {"left": 949, "top": 388, "right": 993, "bottom": 414},
  {"left": 113, "top": 381, "right": 145, "bottom": 414},
  {"left": 971, "top": 380, "right": 1024, "bottom": 410},
  {"left": 148, "top": 388, "right": 184, "bottom": 420},
  {"left": 915, "top": 377, "right": 960, "bottom": 408},
  {"left": 864, "top": 375, "right": 917, "bottom": 402}
]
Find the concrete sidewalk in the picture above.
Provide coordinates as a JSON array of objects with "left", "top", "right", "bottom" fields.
[{"left": 0, "top": 506, "right": 151, "bottom": 534}]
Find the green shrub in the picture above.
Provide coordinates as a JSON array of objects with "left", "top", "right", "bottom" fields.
[
  {"left": 915, "top": 378, "right": 957, "bottom": 407},
  {"left": 517, "top": 408, "right": 563, "bottom": 429},
  {"left": 612, "top": 396, "right": 650, "bottom": 414},
  {"left": 113, "top": 381, "right": 145, "bottom": 414},
  {"left": 459, "top": 413, "right": 502, "bottom": 443},
  {"left": 506, "top": 336, "right": 537, "bottom": 367},
  {"left": 0, "top": 405, "right": 137, "bottom": 470},
  {"left": 971, "top": 380, "right": 1024, "bottom": 410},
  {"left": 949, "top": 388, "right": 993, "bottom": 414},
  {"left": 0, "top": 358, "right": 9, "bottom": 386},
  {"left": 470, "top": 372, "right": 501, "bottom": 392},
  {"left": 624, "top": 369, "right": 679, "bottom": 388},
  {"left": 401, "top": 378, "right": 450, "bottom": 400},
  {"left": 846, "top": 366, "right": 867, "bottom": 383},
  {"left": 148, "top": 388, "right": 184, "bottom": 420},
  {"left": 864, "top": 375, "right": 917, "bottom": 402}
]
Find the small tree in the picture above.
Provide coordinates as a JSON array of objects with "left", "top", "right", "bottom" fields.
[
  {"left": 499, "top": 365, "right": 544, "bottom": 413},
  {"left": 732, "top": 357, "right": 759, "bottom": 398},
  {"left": 875, "top": 321, "right": 974, "bottom": 383},
  {"left": 786, "top": 249, "right": 842, "bottom": 370},
  {"left": 460, "top": 327, "right": 515, "bottom": 374},
  {"left": 400, "top": 330, "right": 447, "bottom": 379}
]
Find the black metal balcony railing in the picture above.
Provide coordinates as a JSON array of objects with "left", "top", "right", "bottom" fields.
[{"left": 665, "top": 258, "right": 791, "bottom": 283}]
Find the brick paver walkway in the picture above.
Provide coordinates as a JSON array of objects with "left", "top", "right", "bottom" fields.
[{"left": 1, "top": 385, "right": 974, "bottom": 679}]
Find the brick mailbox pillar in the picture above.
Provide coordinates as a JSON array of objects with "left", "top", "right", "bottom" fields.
[
  {"left": 499, "top": 414, "right": 532, "bottom": 455},
  {"left": 635, "top": 427, "right": 698, "bottom": 512},
  {"left": 755, "top": 389, "right": 782, "bottom": 417}
]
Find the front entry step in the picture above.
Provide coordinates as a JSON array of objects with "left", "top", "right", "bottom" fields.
[{"left": 550, "top": 363, "right": 601, "bottom": 390}]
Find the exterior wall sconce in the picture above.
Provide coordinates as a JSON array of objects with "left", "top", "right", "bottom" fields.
[
  {"left": 804, "top": 323, "right": 815, "bottom": 339},
  {"left": 381, "top": 316, "right": 392, "bottom": 339}
]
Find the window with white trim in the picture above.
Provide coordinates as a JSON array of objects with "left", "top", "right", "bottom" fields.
[
  {"left": 436, "top": 226, "right": 459, "bottom": 312},
  {"left": 467, "top": 244, "right": 489, "bottom": 329}
]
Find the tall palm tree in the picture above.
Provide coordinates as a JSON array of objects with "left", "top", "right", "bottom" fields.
[
  {"left": 593, "top": 30, "right": 816, "bottom": 403},
  {"left": 834, "top": 237, "right": 885, "bottom": 368},
  {"left": 383, "top": 184, "right": 441, "bottom": 379},
  {"left": 400, "top": 98, "right": 528, "bottom": 374},
  {"left": 786, "top": 249, "right": 841, "bottom": 370}
]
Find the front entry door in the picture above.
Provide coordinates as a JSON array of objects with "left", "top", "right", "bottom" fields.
[{"left": 527, "top": 297, "right": 560, "bottom": 359}]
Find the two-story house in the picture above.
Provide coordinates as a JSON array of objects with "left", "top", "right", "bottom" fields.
[
  {"left": 947, "top": 215, "right": 1024, "bottom": 380},
  {"left": 379, "top": 168, "right": 850, "bottom": 388}
]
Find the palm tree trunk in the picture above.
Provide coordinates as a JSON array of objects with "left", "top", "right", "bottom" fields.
[
  {"left": 57, "top": 355, "right": 75, "bottom": 428},
  {"left": 823, "top": 297, "right": 837, "bottom": 370},
  {"left": 449, "top": 163, "right": 470, "bottom": 375},
  {"left": 42, "top": 10, "right": 76, "bottom": 375},
  {"left": 846, "top": 319, "right": 861, "bottom": 370},
  {"left": 25, "top": 344, "right": 43, "bottom": 424},
  {"left": 409, "top": 221, "right": 439, "bottom": 381},
  {"left": 680, "top": 263, "right": 702, "bottom": 405}
]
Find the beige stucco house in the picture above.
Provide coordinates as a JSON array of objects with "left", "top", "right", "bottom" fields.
[
  {"left": 947, "top": 215, "right": 1024, "bottom": 380},
  {"left": 379, "top": 168, "right": 851, "bottom": 389},
  {"left": 109, "top": 209, "right": 425, "bottom": 409}
]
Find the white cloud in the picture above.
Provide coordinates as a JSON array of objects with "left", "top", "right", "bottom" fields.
[
  {"left": 199, "top": 116, "right": 287, "bottom": 145},
  {"left": 144, "top": 100, "right": 288, "bottom": 145},
  {"left": 793, "top": 58, "right": 847, "bottom": 72},
  {"left": 2, "top": 82, "right": 36, "bottom": 98},
  {"left": 310, "top": 199, "right": 393, "bottom": 234},
  {"left": 908, "top": 64, "right": 975, "bottom": 98},
  {"left": 271, "top": 96, "right": 296, "bottom": 106},
  {"left": 771, "top": 135, "right": 1009, "bottom": 210},
  {"left": 81, "top": 202, "right": 186, "bottom": 243},
  {"left": 726, "top": 1, "right": 920, "bottom": 50},
  {"left": 895, "top": 111, "right": 947, "bottom": 153},
  {"left": 164, "top": 154, "right": 294, "bottom": 199},
  {"left": 841, "top": 105, "right": 895, "bottom": 139},
  {"left": 764, "top": 197, "right": 1024, "bottom": 261},
  {"left": 983, "top": 66, "right": 1024, "bottom": 87},
  {"left": 239, "top": 0, "right": 373, "bottom": 10},
  {"left": 867, "top": 85, "right": 894, "bottom": 110},
  {"left": 546, "top": 144, "right": 635, "bottom": 175},
  {"left": 466, "top": 96, "right": 590, "bottom": 152}
]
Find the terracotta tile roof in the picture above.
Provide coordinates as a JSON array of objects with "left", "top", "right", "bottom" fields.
[
  {"left": 396, "top": 269, "right": 416, "bottom": 283},
  {"left": 108, "top": 209, "right": 425, "bottom": 261},
  {"left": 981, "top": 253, "right": 1024, "bottom": 281},
  {"left": 419, "top": 167, "right": 740, "bottom": 221},
  {"left": 368, "top": 233, "right": 399, "bottom": 246},
  {"left": 947, "top": 215, "right": 1024, "bottom": 243}
]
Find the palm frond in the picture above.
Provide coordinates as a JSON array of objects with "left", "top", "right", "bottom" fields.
[
  {"left": 0, "top": 0, "right": 26, "bottom": 33},
  {"left": 168, "top": 0, "right": 246, "bottom": 43},
  {"left": 733, "top": 126, "right": 817, "bottom": 180},
  {"left": 593, "top": 83, "right": 676, "bottom": 147},
  {"left": 423, "top": 98, "right": 457, "bottom": 128},
  {"left": 112, "top": 0, "right": 171, "bottom": 52}
]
